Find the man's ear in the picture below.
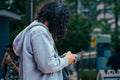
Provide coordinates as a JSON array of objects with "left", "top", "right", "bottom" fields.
[{"left": 44, "top": 20, "right": 49, "bottom": 27}]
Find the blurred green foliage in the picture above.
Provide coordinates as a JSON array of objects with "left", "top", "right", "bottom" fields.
[
  {"left": 78, "top": 70, "right": 97, "bottom": 80},
  {"left": 55, "top": 0, "right": 92, "bottom": 54},
  {"left": 0, "top": 0, "right": 26, "bottom": 14},
  {"left": 56, "top": 14, "right": 92, "bottom": 54}
]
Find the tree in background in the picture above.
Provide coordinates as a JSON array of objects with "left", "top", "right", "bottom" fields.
[
  {"left": 56, "top": 0, "right": 92, "bottom": 54},
  {"left": 0, "top": 0, "right": 26, "bottom": 14},
  {"left": 56, "top": 14, "right": 92, "bottom": 54}
]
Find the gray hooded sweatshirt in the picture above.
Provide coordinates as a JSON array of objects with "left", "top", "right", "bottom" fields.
[{"left": 13, "top": 20, "right": 68, "bottom": 80}]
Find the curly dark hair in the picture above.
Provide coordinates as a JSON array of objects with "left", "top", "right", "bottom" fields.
[{"left": 36, "top": 1, "right": 71, "bottom": 39}]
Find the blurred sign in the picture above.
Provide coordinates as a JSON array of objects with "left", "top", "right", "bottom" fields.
[
  {"left": 91, "top": 36, "right": 96, "bottom": 47},
  {"left": 97, "top": 70, "right": 120, "bottom": 80},
  {"left": 96, "top": 34, "right": 111, "bottom": 43},
  {"left": 96, "top": 34, "right": 111, "bottom": 71}
]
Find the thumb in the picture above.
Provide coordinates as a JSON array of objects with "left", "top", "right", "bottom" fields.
[{"left": 67, "top": 51, "right": 71, "bottom": 54}]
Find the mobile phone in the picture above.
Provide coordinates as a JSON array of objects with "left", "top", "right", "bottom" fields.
[{"left": 75, "top": 52, "right": 83, "bottom": 61}]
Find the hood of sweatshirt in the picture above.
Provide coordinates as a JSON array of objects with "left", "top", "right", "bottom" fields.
[{"left": 13, "top": 20, "right": 47, "bottom": 56}]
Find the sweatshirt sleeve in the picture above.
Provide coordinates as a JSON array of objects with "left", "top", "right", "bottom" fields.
[{"left": 31, "top": 28, "right": 68, "bottom": 73}]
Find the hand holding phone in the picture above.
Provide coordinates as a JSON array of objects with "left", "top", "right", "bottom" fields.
[
  {"left": 74, "top": 52, "right": 83, "bottom": 62},
  {"left": 75, "top": 55, "right": 81, "bottom": 61}
]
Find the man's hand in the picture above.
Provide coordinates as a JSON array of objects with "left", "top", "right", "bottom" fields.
[{"left": 65, "top": 51, "right": 77, "bottom": 64}]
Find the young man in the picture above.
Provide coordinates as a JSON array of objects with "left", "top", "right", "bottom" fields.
[{"left": 13, "top": 1, "right": 78, "bottom": 80}]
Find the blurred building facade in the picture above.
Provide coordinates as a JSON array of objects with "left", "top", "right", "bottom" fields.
[{"left": 77, "top": 0, "right": 120, "bottom": 31}]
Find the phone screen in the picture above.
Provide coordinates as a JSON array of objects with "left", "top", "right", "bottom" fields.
[
  {"left": 75, "top": 55, "right": 81, "bottom": 61},
  {"left": 75, "top": 52, "right": 83, "bottom": 61}
]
